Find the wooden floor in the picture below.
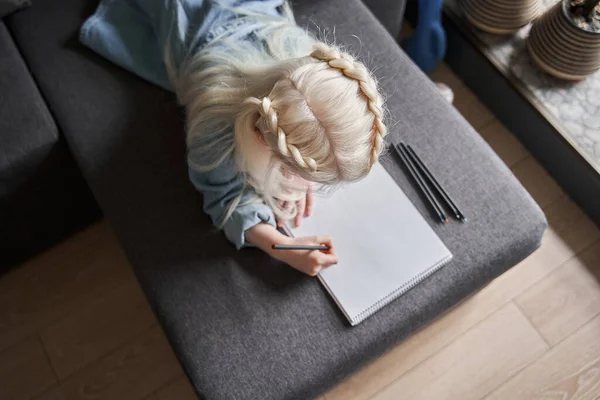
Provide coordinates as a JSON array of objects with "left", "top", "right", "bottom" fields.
[{"left": 3, "top": 64, "right": 600, "bottom": 400}]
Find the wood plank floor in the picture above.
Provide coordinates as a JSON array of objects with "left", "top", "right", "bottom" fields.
[{"left": 2, "top": 63, "right": 600, "bottom": 400}]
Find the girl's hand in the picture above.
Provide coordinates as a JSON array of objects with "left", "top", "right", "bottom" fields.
[
  {"left": 277, "top": 185, "right": 314, "bottom": 228},
  {"left": 273, "top": 235, "right": 337, "bottom": 276},
  {"left": 245, "top": 223, "right": 336, "bottom": 277}
]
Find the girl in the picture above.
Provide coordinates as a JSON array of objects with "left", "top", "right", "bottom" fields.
[{"left": 80, "top": 0, "right": 388, "bottom": 276}]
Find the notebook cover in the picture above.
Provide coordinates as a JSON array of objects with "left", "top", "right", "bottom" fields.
[{"left": 290, "top": 162, "right": 453, "bottom": 326}]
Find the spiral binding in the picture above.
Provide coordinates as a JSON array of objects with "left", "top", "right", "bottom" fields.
[{"left": 349, "top": 254, "right": 453, "bottom": 325}]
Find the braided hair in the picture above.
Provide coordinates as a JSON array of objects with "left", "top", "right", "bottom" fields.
[
  {"left": 242, "top": 43, "right": 386, "bottom": 175},
  {"left": 310, "top": 43, "right": 387, "bottom": 167},
  {"left": 231, "top": 43, "right": 388, "bottom": 219},
  {"left": 175, "top": 12, "right": 388, "bottom": 223}
]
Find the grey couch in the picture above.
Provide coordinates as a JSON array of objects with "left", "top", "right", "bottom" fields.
[{"left": 4, "top": 0, "right": 546, "bottom": 399}]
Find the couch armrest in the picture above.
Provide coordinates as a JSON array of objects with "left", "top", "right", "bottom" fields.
[{"left": 361, "top": 0, "right": 407, "bottom": 38}]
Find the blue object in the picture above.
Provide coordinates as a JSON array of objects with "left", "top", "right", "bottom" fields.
[
  {"left": 79, "top": 0, "right": 284, "bottom": 91},
  {"left": 402, "top": 0, "right": 447, "bottom": 73}
]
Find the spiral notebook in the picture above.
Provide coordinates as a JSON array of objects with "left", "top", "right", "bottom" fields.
[{"left": 288, "top": 162, "right": 453, "bottom": 326}]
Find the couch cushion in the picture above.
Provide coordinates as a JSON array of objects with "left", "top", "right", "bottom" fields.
[
  {"left": 0, "top": 0, "right": 30, "bottom": 18},
  {"left": 7, "top": 1, "right": 546, "bottom": 399},
  {"left": 0, "top": 21, "right": 57, "bottom": 200}
]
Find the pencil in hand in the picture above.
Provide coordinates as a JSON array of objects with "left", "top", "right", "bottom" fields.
[{"left": 271, "top": 244, "right": 331, "bottom": 251}]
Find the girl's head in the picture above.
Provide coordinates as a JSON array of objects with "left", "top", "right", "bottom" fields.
[
  {"left": 237, "top": 43, "right": 386, "bottom": 182},
  {"left": 174, "top": 15, "right": 387, "bottom": 222},
  {"left": 234, "top": 43, "right": 387, "bottom": 217}
]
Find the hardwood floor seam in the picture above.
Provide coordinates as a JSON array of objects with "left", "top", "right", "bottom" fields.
[
  {"left": 143, "top": 373, "right": 185, "bottom": 400},
  {"left": 476, "top": 118, "right": 496, "bottom": 133},
  {"left": 363, "top": 304, "right": 512, "bottom": 400},
  {"left": 537, "top": 306, "right": 600, "bottom": 351},
  {"left": 512, "top": 300, "right": 552, "bottom": 349},
  {"left": 56, "top": 322, "right": 161, "bottom": 387},
  {"left": 39, "top": 279, "right": 136, "bottom": 334},
  {"left": 482, "top": 312, "right": 600, "bottom": 399},
  {"left": 37, "top": 334, "right": 60, "bottom": 384},
  {"left": 39, "top": 278, "right": 154, "bottom": 382},
  {"left": 509, "top": 155, "right": 531, "bottom": 172},
  {"left": 504, "top": 237, "right": 600, "bottom": 331},
  {"left": 479, "top": 352, "right": 545, "bottom": 400},
  {"left": 477, "top": 345, "right": 548, "bottom": 400}
]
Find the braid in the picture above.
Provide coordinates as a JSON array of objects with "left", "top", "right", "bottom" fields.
[
  {"left": 253, "top": 97, "right": 318, "bottom": 172},
  {"left": 311, "top": 43, "right": 387, "bottom": 166}
]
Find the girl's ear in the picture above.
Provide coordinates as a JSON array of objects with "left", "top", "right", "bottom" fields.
[{"left": 255, "top": 127, "right": 267, "bottom": 145}]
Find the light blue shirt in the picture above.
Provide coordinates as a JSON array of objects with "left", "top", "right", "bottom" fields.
[{"left": 80, "top": 0, "right": 285, "bottom": 248}]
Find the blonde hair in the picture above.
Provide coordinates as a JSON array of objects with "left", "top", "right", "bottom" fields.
[{"left": 170, "top": 4, "right": 387, "bottom": 224}]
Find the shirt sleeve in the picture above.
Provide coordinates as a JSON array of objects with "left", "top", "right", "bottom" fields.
[{"left": 187, "top": 146, "right": 276, "bottom": 249}]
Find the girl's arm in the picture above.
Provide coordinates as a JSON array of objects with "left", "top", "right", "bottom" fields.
[
  {"left": 188, "top": 158, "right": 274, "bottom": 249},
  {"left": 188, "top": 148, "right": 338, "bottom": 275}
]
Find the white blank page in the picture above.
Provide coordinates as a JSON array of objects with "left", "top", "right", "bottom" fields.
[{"left": 291, "top": 163, "right": 452, "bottom": 325}]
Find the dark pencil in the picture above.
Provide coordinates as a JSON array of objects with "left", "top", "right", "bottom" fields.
[
  {"left": 404, "top": 144, "right": 467, "bottom": 222},
  {"left": 271, "top": 244, "right": 331, "bottom": 251},
  {"left": 393, "top": 144, "right": 448, "bottom": 224}
]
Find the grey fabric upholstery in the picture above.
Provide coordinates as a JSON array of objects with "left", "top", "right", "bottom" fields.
[
  {"left": 0, "top": 22, "right": 56, "bottom": 200},
  {"left": 8, "top": 0, "right": 546, "bottom": 399},
  {"left": 0, "top": 21, "right": 100, "bottom": 269},
  {"left": 0, "top": 0, "right": 30, "bottom": 18},
  {"left": 362, "top": 0, "right": 407, "bottom": 38}
]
